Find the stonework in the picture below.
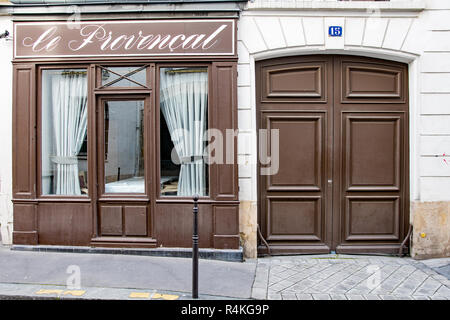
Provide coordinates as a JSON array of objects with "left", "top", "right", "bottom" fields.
[
  {"left": 412, "top": 201, "right": 450, "bottom": 259},
  {"left": 239, "top": 201, "right": 258, "bottom": 259}
]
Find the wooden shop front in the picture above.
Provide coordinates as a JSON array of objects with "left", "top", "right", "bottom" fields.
[{"left": 12, "top": 19, "right": 239, "bottom": 250}]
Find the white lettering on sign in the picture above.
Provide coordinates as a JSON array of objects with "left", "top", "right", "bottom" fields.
[
  {"left": 17, "top": 21, "right": 233, "bottom": 57},
  {"left": 22, "top": 26, "right": 62, "bottom": 52}
]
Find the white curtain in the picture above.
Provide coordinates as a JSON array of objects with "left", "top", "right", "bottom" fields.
[
  {"left": 51, "top": 72, "right": 88, "bottom": 195},
  {"left": 160, "top": 69, "right": 208, "bottom": 196}
]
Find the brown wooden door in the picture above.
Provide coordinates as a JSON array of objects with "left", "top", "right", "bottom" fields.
[{"left": 257, "top": 55, "right": 409, "bottom": 255}]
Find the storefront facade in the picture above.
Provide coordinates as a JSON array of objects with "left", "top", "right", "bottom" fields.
[
  {"left": 10, "top": 2, "right": 246, "bottom": 251},
  {"left": 3, "top": 0, "right": 450, "bottom": 260}
]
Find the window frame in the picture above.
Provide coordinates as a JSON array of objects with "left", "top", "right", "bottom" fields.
[
  {"left": 156, "top": 63, "right": 213, "bottom": 200},
  {"left": 96, "top": 94, "right": 151, "bottom": 201},
  {"left": 95, "top": 64, "right": 152, "bottom": 92},
  {"left": 37, "top": 64, "right": 91, "bottom": 200}
]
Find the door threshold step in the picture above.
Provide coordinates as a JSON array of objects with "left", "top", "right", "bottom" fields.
[{"left": 11, "top": 244, "right": 244, "bottom": 262}]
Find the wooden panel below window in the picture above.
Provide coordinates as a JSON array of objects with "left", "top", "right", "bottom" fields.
[
  {"left": 124, "top": 206, "right": 147, "bottom": 236},
  {"left": 154, "top": 203, "right": 214, "bottom": 248},
  {"left": 213, "top": 206, "right": 239, "bottom": 249},
  {"left": 100, "top": 206, "right": 123, "bottom": 236},
  {"left": 38, "top": 203, "right": 92, "bottom": 246}
]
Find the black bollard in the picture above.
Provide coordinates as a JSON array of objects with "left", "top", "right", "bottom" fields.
[{"left": 192, "top": 194, "right": 199, "bottom": 299}]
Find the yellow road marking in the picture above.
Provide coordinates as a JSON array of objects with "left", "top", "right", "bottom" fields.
[
  {"left": 129, "top": 292, "right": 151, "bottom": 299},
  {"left": 63, "top": 290, "right": 86, "bottom": 296},
  {"left": 36, "top": 289, "right": 63, "bottom": 295},
  {"left": 152, "top": 293, "right": 179, "bottom": 300}
]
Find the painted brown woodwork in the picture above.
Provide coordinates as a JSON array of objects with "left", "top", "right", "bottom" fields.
[
  {"left": 261, "top": 61, "right": 327, "bottom": 103},
  {"left": 12, "top": 203, "right": 38, "bottom": 245},
  {"left": 257, "top": 55, "right": 409, "bottom": 255},
  {"left": 341, "top": 61, "right": 405, "bottom": 103},
  {"left": 12, "top": 19, "right": 240, "bottom": 250},
  {"left": 124, "top": 206, "right": 148, "bottom": 236},
  {"left": 212, "top": 62, "right": 238, "bottom": 201},
  {"left": 266, "top": 197, "right": 322, "bottom": 241},
  {"left": 12, "top": 65, "right": 35, "bottom": 199},
  {"left": 345, "top": 197, "right": 400, "bottom": 241},
  {"left": 37, "top": 203, "right": 92, "bottom": 246},
  {"left": 213, "top": 206, "right": 239, "bottom": 249},
  {"left": 154, "top": 203, "right": 213, "bottom": 248},
  {"left": 265, "top": 115, "right": 323, "bottom": 191},
  {"left": 100, "top": 206, "right": 123, "bottom": 236},
  {"left": 344, "top": 115, "right": 401, "bottom": 191}
]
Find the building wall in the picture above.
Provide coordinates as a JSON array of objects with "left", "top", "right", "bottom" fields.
[
  {"left": 0, "top": 13, "right": 13, "bottom": 245},
  {"left": 237, "top": 0, "right": 450, "bottom": 259}
]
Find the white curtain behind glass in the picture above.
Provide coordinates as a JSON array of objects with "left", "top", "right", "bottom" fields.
[
  {"left": 160, "top": 69, "right": 208, "bottom": 196},
  {"left": 50, "top": 72, "right": 88, "bottom": 195}
]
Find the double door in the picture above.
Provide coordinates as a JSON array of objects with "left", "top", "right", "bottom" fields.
[{"left": 257, "top": 55, "right": 409, "bottom": 255}]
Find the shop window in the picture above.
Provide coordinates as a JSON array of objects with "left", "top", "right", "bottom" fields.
[
  {"left": 103, "top": 100, "right": 145, "bottom": 194},
  {"left": 159, "top": 67, "right": 209, "bottom": 197},
  {"left": 41, "top": 69, "right": 88, "bottom": 195}
]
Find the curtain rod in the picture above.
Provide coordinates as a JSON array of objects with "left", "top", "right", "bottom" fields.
[
  {"left": 47, "top": 71, "right": 87, "bottom": 76},
  {"left": 165, "top": 69, "right": 207, "bottom": 74}
]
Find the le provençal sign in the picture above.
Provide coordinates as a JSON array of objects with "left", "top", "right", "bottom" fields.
[{"left": 14, "top": 20, "right": 235, "bottom": 58}]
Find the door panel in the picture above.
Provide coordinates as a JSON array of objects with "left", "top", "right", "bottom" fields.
[
  {"left": 334, "top": 56, "right": 409, "bottom": 254},
  {"left": 344, "top": 115, "right": 401, "bottom": 191},
  {"left": 267, "top": 196, "right": 322, "bottom": 241},
  {"left": 257, "top": 56, "right": 333, "bottom": 254},
  {"left": 257, "top": 55, "right": 409, "bottom": 255},
  {"left": 266, "top": 115, "right": 323, "bottom": 191}
]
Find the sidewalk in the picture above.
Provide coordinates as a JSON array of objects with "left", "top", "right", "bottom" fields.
[
  {"left": 0, "top": 245, "right": 256, "bottom": 300},
  {"left": 1, "top": 245, "right": 449, "bottom": 300},
  {"left": 251, "top": 254, "right": 450, "bottom": 300}
]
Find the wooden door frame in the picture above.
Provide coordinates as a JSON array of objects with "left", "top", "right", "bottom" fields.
[{"left": 256, "top": 54, "right": 410, "bottom": 256}]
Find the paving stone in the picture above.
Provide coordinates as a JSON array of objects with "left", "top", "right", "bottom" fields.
[
  {"left": 267, "top": 292, "right": 282, "bottom": 300},
  {"left": 312, "top": 293, "right": 331, "bottom": 300},
  {"left": 430, "top": 296, "right": 448, "bottom": 300},
  {"left": 412, "top": 295, "right": 430, "bottom": 300},
  {"left": 379, "top": 295, "right": 401, "bottom": 300},
  {"left": 413, "top": 277, "right": 442, "bottom": 296},
  {"left": 281, "top": 293, "right": 297, "bottom": 300},
  {"left": 296, "top": 293, "right": 313, "bottom": 300},
  {"left": 330, "top": 294, "right": 347, "bottom": 300},
  {"left": 346, "top": 294, "right": 365, "bottom": 300},
  {"left": 363, "top": 294, "right": 381, "bottom": 300},
  {"left": 433, "top": 285, "right": 450, "bottom": 297}
]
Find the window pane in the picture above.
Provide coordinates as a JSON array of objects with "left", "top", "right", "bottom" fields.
[
  {"left": 41, "top": 69, "right": 88, "bottom": 195},
  {"left": 101, "top": 66, "right": 147, "bottom": 88},
  {"left": 160, "top": 67, "right": 209, "bottom": 197},
  {"left": 104, "top": 100, "right": 145, "bottom": 194}
]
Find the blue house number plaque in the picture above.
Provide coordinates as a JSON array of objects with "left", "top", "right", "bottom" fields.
[{"left": 328, "top": 26, "right": 343, "bottom": 37}]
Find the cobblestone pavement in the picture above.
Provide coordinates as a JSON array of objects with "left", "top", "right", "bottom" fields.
[{"left": 251, "top": 255, "right": 450, "bottom": 300}]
